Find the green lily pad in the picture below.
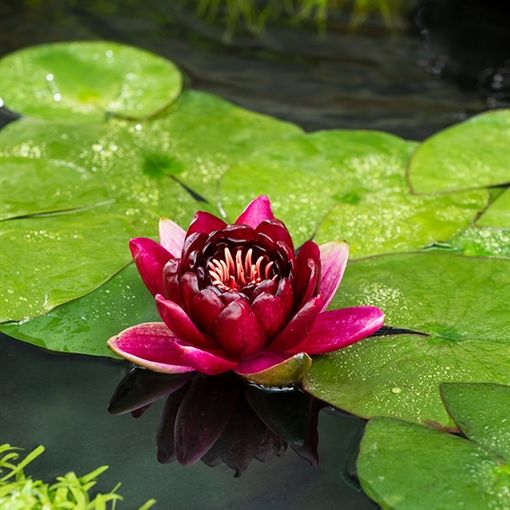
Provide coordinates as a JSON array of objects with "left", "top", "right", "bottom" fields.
[
  {"left": 0, "top": 41, "right": 182, "bottom": 122},
  {"left": 408, "top": 110, "right": 510, "bottom": 194},
  {"left": 448, "top": 226, "right": 510, "bottom": 259},
  {"left": 303, "top": 252, "right": 510, "bottom": 427},
  {"left": 0, "top": 119, "right": 200, "bottom": 322},
  {"left": 357, "top": 413, "right": 510, "bottom": 510},
  {"left": 477, "top": 188, "right": 510, "bottom": 228},
  {"left": 441, "top": 383, "right": 510, "bottom": 461},
  {"left": 0, "top": 264, "right": 158, "bottom": 356},
  {"left": 221, "top": 129, "right": 488, "bottom": 252}
]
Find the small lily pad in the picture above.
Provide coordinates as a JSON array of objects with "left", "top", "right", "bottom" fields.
[
  {"left": 0, "top": 264, "right": 158, "bottom": 356},
  {"left": 0, "top": 41, "right": 183, "bottom": 122},
  {"left": 408, "top": 110, "right": 510, "bottom": 193},
  {"left": 357, "top": 383, "right": 510, "bottom": 510},
  {"left": 304, "top": 253, "right": 510, "bottom": 427}
]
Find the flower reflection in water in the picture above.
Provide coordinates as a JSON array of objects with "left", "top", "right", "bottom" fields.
[{"left": 109, "top": 368, "right": 325, "bottom": 477}]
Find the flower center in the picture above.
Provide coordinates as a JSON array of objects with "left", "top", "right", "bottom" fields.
[{"left": 207, "top": 247, "right": 275, "bottom": 292}]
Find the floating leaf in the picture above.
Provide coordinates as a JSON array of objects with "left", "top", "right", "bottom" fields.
[
  {"left": 448, "top": 226, "right": 510, "bottom": 259},
  {"left": 357, "top": 383, "right": 510, "bottom": 510},
  {"left": 0, "top": 264, "right": 158, "bottom": 356},
  {"left": 408, "top": 110, "right": 510, "bottom": 193},
  {"left": 304, "top": 253, "right": 510, "bottom": 427},
  {"left": 477, "top": 188, "right": 510, "bottom": 228},
  {"left": 0, "top": 41, "right": 182, "bottom": 122},
  {"left": 222, "top": 129, "right": 488, "bottom": 252}
]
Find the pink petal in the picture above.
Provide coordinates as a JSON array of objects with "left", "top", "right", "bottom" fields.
[
  {"left": 256, "top": 219, "right": 294, "bottom": 252},
  {"left": 287, "top": 306, "right": 384, "bottom": 355},
  {"left": 187, "top": 211, "right": 227, "bottom": 237},
  {"left": 107, "top": 322, "right": 194, "bottom": 374},
  {"left": 190, "top": 288, "right": 226, "bottom": 334},
  {"left": 162, "top": 259, "right": 182, "bottom": 305},
  {"left": 234, "top": 351, "right": 289, "bottom": 375},
  {"left": 319, "top": 242, "right": 349, "bottom": 311},
  {"left": 129, "top": 238, "right": 172, "bottom": 296},
  {"left": 269, "top": 296, "right": 323, "bottom": 352},
  {"left": 213, "top": 298, "right": 267, "bottom": 359},
  {"left": 235, "top": 195, "right": 274, "bottom": 229},
  {"left": 156, "top": 295, "right": 216, "bottom": 350},
  {"left": 159, "top": 218, "right": 186, "bottom": 258},
  {"left": 169, "top": 342, "right": 238, "bottom": 375}
]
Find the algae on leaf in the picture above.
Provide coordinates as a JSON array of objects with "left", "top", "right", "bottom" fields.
[{"left": 304, "top": 253, "right": 510, "bottom": 427}]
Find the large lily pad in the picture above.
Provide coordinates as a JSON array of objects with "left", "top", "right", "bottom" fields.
[
  {"left": 477, "top": 188, "right": 510, "bottom": 228},
  {"left": 303, "top": 252, "right": 510, "bottom": 427},
  {"left": 222, "top": 129, "right": 488, "bottom": 252},
  {"left": 0, "top": 264, "right": 158, "bottom": 356},
  {"left": 408, "top": 110, "right": 510, "bottom": 194},
  {"left": 357, "top": 383, "right": 510, "bottom": 510},
  {"left": 0, "top": 41, "right": 183, "bottom": 122},
  {"left": 0, "top": 119, "right": 200, "bottom": 322}
]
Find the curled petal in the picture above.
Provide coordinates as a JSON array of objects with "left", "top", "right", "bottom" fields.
[
  {"left": 107, "top": 322, "right": 194, "bottom": 374},
  {"left": 162, "top": 259, "right": 182, "bottom": 304},
  {"left": 319, "top": 242, "right": 349, "bottom": 311},
  {"left": 256, "top": 219, "right": 294, "bottom": 252},
  {"left": 269, "top": 296, "right": 323, "bottom": 352},
  {"left": 159, "top": 218, "right": 186, "bottom": 258},
  {"left": 235, "top": 352, "right": 312, "bottom": 386},
  {"left": 129, "top": 238, "right": 172, "bottom": 296},
  {"left": 180, "top": 271, "right": 200, "bottom": 311},
  {"left": 287, "top": 306, "right": 384, "bottom": 355},
  {"left": 235, "top": 195, "right": 274, "bottom": 229},
  {"left": 213, "top": 299, "right": 267, "bottom": 359},
  {"left": 294, "top": 241, "right": 321, "bottom": 305},
  {"left": 187, "top": 211, "right": 227, "bottom": 237},
  {"left": 168, "top": 342, "right": 238, "bottom": 375},
  {"left": 156, "top": 295, "right": 216, "bottom": 350}
]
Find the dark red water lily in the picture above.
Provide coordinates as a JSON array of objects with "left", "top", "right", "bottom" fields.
[{"left": 108, "top": 196, "right": 384, "bottom": 383}]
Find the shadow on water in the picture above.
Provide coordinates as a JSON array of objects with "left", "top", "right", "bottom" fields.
[{"left": 0, "top": 333, "right": 376, "bottom": 509}]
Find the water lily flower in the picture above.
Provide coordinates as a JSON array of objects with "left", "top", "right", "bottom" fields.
[{"left": 108, "top": 196, "right": 384, "bottom": 384}]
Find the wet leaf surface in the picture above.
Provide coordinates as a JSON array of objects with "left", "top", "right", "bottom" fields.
[
  {"left": 408, "top": 110, "right": 510, "bottom": 193},
  {"left": 357, "top": 383, "right": 510, "bottom": 510},
  {"left": 304, "top": 253, "right": 510, "bottom": 427},
  {"left": 0, "top": 41, "right": 183, "bottom": 122}
]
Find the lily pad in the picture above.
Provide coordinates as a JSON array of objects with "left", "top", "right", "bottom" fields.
[
  {"left": 0, "top": 119, "right": 200, "bottom": 322},
  {"left": 221, "top": 129, "right": 488, "bottom": 252},
  {"left": 358, "top": 383, "right": 510, "bottom": 509},
  {"left": 477, "top": 188, "right": 510, "bottom": 228},
  {"left": 408, "top": 110, "right": 510, "bottom": 193},
  {"left": 303, "top": 252, "right": 510, "bottom": 427},
  {"left": 448, "top": 226, "right": 510, "bottom": 259},
  {"left": 0, "top": 264, "right": 158, "bottom": 356},
  {"left": 0, "top": 41, "right": 183, "bottom": 122}
]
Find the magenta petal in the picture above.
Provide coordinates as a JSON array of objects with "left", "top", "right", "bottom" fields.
[
  {"left": 213, "top": 299, "right": 267, "bottom": 359},
  {"left": 187, "top": 211, "right": 227, "bottom": 237},
  {"left": 107, "top": 323, "right": 194, "bottom": 374},
  {"left": 156, "top": 295, "right": 216, "bottom": 350},
  {"left": 235, "top": 195, "right": 274, "bottom": 229},
  {"left": 287, "top": 306, "right": 384, "bottom": 355},
  {"left": 256, "top": 219, "right": 294, "bottom": 252},
  {"left": 269, "top": 296, "right": 323, "bottom": 352},
  {"left": 252, "top": 279, "right": 293, "bottom": 337},
  {"left": 294, "top": 240, "right": 321, "bottom": 305},
  {"left": 129, "top": 238, "right": 172, "bottom": 296},
  {"left": 159, "top": 218, "right": 186, "bottom": 258},
  {"left": 234, "top": 351, "right": 289, "bottom": 375},
  {"left": 169, "top": 342, "right": 238, "bottom": 375},
  {"left": 162, "top": 259, "right": 182, "bottom": 304},
  {"left": 319, "top": 242, "right": 349, "bottom": 311},
  {"left": 179, "top": 271, "right": 200, "bottom": 311}
]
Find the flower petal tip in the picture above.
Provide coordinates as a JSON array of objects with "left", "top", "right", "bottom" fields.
[{"left": 235, "top": 195, "right": 275, "bottom": 228}]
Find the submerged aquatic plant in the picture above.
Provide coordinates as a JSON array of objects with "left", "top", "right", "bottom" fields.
[
  {"left": 0, "top": 443, "right": 156, "bottom": 510},
  {"left": 108, "top": 196, "right": 384, "bottom": 384}
]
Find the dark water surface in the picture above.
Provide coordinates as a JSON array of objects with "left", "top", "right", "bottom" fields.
[{"left": 1, "top": 2, "right": 507, "bottom": 508}]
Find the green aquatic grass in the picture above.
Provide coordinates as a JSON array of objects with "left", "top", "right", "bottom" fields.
[
  {"left": 179, "top": 0, "right": 408, "bottom": 33},
  {"left": 0, "top": 444, "right": 156, "bottom": 510}
]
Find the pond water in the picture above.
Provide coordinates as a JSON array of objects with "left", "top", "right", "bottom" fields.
[{"left": 0, "top": 1, "right": 507, "bottom": 508}]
